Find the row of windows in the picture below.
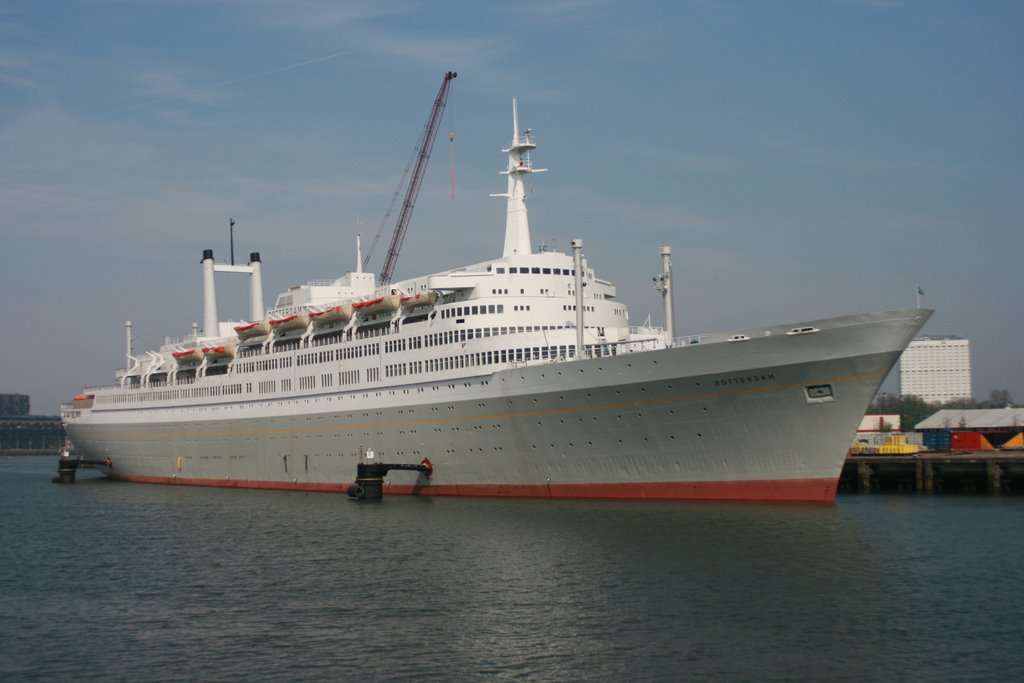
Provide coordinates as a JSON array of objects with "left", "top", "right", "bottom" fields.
[
  {"left": 299, "top": 349, "right": 340, "bottom": 366},
  {"left": 440, "top": 304, "right": 505, "bottom": 319},
  {"left": 110, "top": 321, "right": 583, "bottom": 403},
  {"left": 239, "top": 357, "right": 292, "bottom": 373},
  {"left": 385, "top": 337, "right": 424, "bottom": 353},
  {"left": 98, "top": 338, "right": 629, "bottom": 408},
  {"left": 98, "top": 383, "right": 244, "bottom": 405},
  {"left": 168, "top": 325, "right": 574, "bottom": 385},
  {"left": 494, "top": 266, "right": 576, "bottom": 276}
]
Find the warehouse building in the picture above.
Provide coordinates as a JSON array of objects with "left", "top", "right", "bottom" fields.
[{"left": 916, "top": 408, "right": 1024, "bottom": 450}]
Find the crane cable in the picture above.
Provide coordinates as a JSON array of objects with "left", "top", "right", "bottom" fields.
[
  {"left": 363, "top": 136, "right": 420, "bottom": 270},
  {"left": 449, "top": 85, "right": 456, "bottom": 200}
]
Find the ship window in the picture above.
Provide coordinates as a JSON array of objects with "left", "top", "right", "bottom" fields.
[
  {"left": 496, "top": 267, "right": 505, "bottom": 273},
  {"left": 531, "top": 267, "right": 540, "bottom": 274},
  {"left": 509, "top": 267, "right": 518, "bottom": 273},
  {"left": 472, "top": 306, "right": 479, "bottom": 314},
  {"left": 543, "top": 268, "right": 551, "bottom": 274}
]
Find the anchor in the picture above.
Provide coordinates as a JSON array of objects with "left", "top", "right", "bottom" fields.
[
  {"left": 52, "top": 452, "right": 111, "bottom": 483},
  {"left": 347, "top": 453, "right": 433, "bottom": 500}
]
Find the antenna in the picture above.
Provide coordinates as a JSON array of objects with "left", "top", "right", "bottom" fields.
[{"left": 229, "top": 218, "right": 236, "bottom": 265}]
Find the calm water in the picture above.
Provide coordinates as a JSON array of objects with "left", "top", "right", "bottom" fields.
[{"left": 2, "top": 456, "right": 1023, "bottom": 682}]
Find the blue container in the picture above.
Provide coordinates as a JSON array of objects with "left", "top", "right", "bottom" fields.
[{"left": 923, "top": 430, "right": 951, "bottom": 450}]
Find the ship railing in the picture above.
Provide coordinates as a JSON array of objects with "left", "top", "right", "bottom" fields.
[
  {"left": 80, "top": 384, "right": 117, "bottom": 393},
  {"left": 671, "top": 334, "right": 708, "bottom": 347},
  {"left": 628, "top": 325, "right": 665, "bottom": 335},
  {"left": 160, "top": 334, "right": 200, "bottom": 349}
]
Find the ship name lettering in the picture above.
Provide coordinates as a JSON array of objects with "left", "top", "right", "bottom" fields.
[{"left": 713, "top": 373, "right": 775, "bottom": 387}]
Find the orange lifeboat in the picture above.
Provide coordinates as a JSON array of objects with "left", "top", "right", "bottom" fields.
[
  {"left": 234, "top": 321, "right": 271, "bottom": 339},
  {"left": 172, "top": 348, "right": 203, "bottom": 364},
  {"left": 72, "top": 393, "right": 95, "bottom": 408},
  {"left": 269, "top": 312, "right": 311, "bottom": 332},
  {"left": 399, "top": 291, "right": 438, "bottom": 310},
  {"left": 353, "top": 294, "right": 401, "bottom": 316},
  {"left": 309, "top": 304, "right": 354, "bottom": 326},
  {"left": 202, "top": 343, "right": 237, "bottom": 360}
]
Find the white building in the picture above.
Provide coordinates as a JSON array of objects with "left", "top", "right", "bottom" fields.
[{"left": 899, "top": 336, "right": 972, "bottom": 404}]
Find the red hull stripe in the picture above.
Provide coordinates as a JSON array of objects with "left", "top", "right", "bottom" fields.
[{"left": 107, "top": 474, "right": 838, "bottom": 503}]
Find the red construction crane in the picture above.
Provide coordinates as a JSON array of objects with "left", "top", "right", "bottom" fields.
[{"left": 369, "top": 71, "right": 457, "bottom": 286}]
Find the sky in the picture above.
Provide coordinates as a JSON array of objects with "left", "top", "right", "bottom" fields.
[{"left": 1, "top": 0, "right": 1021, "bottom": 414}]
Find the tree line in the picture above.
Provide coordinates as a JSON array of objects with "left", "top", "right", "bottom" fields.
[{"left": 868, "top": 390, "right": 1017, "bottom": 432}]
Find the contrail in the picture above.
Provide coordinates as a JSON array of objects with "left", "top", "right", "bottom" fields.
[{"left": 91, "top": 50, "right": 353, "bottom": 119}]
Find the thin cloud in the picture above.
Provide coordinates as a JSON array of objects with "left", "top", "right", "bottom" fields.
[
  {"left": 354, "top": 31, "right": 500, "bottom": 74},
  {"left": 518, "top": 0, "right": 611, "bottom": 18},
  {"left": 833, "top": 0, "right": 906, "bottom": 9},
  {"left": 0, "top": 51, "right": 48, "bottom": 91},
  {"left": 92, "top": 50, "right": 353, "bottom": 119},
  {"left": 0, "top": 71, "right": 38, "bottom": 89},
  {"left": 757, "top": 135, "right": 957, "bottom": 180},
  {"left": 232, "top": 0, "right": 411, "bottom": 31}
]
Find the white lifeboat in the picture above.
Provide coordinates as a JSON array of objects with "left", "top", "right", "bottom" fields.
[
  {"left": 352, "top": 295, "right": 401, "bottom": 316},
  {"left": 269, "top": 312, "right": 311, "bottom": 332},
  {"left": 234, "top": 321, "right": 271, "bottom": 339},
  {"left": 172, "top": 348, "right": 203, "bottom": 364},
  {"left": 309, "top": 304, "right": 354, "bottom": 326},
  {"left": 400, "top": 291, "right": 438, "bottom": 310},
  {"left": 202, "top": 343, "right": 237, "bottom": 360}
]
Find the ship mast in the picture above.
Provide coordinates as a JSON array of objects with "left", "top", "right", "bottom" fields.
[{"left": 493, "top": 99, "right": 546, "bottom": 257}]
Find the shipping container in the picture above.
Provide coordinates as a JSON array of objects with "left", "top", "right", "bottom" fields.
[
  {"left": 950, "top": 431, "right": 995, "bottom": 451},
  {"left": 922, "top": 430, "right": 952, "bottom": 451}
]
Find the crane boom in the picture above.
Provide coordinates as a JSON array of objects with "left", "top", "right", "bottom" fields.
[{"left": 378, "top": 70, "right": 457, "bottom": 286}]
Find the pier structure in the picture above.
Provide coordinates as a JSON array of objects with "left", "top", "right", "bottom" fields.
[
  {"left": 0, "top": 415, "right": 64, "bottom": 456},
  {"left": 840, "top": 452, "right": 1024, "bottom": 494}
]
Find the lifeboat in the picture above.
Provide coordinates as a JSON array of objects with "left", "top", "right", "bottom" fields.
[
  {"left": 309, "top": 304, "right": 354, "bottom": 326},
  {"left": 202, "top": 343, "right": 237, "bottom": 360},
  {"left": 234, "top": 321, "right": 271, "bottom": 339},
  {"left": 352, "top": 294, "right": 401, "bottom": 316},
  {"left": 399, "top": 291, "right": 438, "bottom": 310},
  {"left": 72, "top": 393, "right": 95, "bottom": 408},
  {"left": 172, "top": 348, "right": 203, "bottom": 364},
  {"left": 268, "top": 312, "right": 311, "bottom": 332}
]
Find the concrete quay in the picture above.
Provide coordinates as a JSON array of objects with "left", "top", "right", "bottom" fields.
[{"left": 840, "top": 452, "right": 1024, "bottom": 494}]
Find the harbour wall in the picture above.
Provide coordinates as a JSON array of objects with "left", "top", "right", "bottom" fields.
[{"left": 840, "top": 452, "right": 1024, "bottom": 494}]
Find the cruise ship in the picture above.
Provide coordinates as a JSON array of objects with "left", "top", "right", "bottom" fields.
[{"left": 62, "top": 100, "right": 931, "bottom": 502}]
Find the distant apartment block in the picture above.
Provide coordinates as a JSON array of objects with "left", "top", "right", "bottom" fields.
[
  {"left": 0, "top": 393, "right": 64, "bottom": 454},
  {"left": 899, "top": 336, "right": 972, "bottom": 404},
  {"left": 0, "top": 393, "right": 30, "bottom": 416}
]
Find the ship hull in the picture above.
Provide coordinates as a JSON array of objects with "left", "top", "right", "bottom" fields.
[{"left": 65, "top": 309, "right": 930, "bottom": 503}]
